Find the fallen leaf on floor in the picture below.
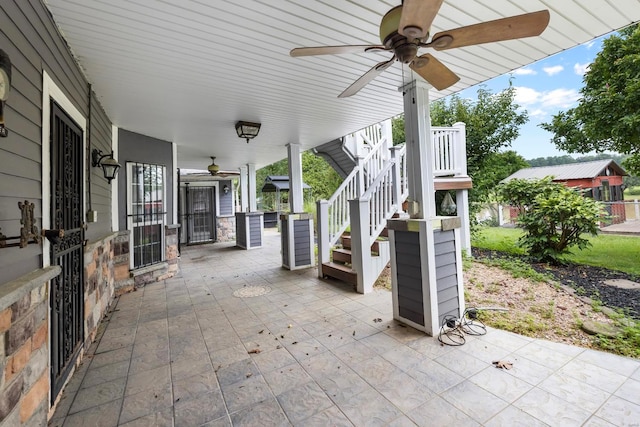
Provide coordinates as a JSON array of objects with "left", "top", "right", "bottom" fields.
[
  {"left": 248, "top": 348, "right": 261, "bottom": 354},
  {"left": 246, "top": 373, "right": 253, "bottom": 378},
  {"left": 373, "top": 318, "right": 382, "bottom": 323},
  {"left": 492, "top": 360, "right": 513, "bottom": 370},
  {"left": 258, "top": 330, "right": 264, "bottom": 334}
]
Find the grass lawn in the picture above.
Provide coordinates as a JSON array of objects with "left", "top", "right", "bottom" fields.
[{"left": 472, "top": 226, "right": 640, "bottom": 276}]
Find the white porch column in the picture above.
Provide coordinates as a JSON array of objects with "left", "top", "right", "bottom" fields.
[
  {"left": 287, "top": 143, "right": 304, "bottom": 213},
  {"left": 402, "top": 78, "right": 435, "bottom": 218},
  {"left": 247, "top": 163, "right": 257, "bottom": 212},
  {"left": 387, "top": 76, "right": 466, "bottom": 336},
  {"left": 239, "top": 165, "right": 248, "bottom": 212},
  {"left": 456, "top": 189, "right": 472, "bottom": 256}
]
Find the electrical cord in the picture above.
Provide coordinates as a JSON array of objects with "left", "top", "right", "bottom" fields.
[
  {"left": 437, "top": 307, "right": 488, "bottom": 346},
  {"left": 437, "top": 314, "right": 466, "bottom": 346},
  {"left": 460, "top": 308, "right": 487, "bottom": 336}
]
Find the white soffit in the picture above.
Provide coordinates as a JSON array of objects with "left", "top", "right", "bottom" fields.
[{"left": 43, "top": 0, "right": 640, "bottom": 170}]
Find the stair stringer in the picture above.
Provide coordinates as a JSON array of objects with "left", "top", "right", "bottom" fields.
[{"left": 361, "top": 240, "right": 390, "bottom": 294}]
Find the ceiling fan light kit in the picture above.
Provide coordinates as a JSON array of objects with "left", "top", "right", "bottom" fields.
[{"left": 290, "top": 0, "right": 550, "bottom": 97}]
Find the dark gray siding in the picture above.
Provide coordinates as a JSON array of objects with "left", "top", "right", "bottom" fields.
[
  {"left": 117, "top": 129, "right": 174, "bottom": 228},
  {"left": 219, "top": 180, "right": 233, "bottom": 216},
  {"left": 294, "top": 219, "right": 311, "bottom": 267},
  {"left": 87, "top": 91, "right": 115, "bottom": 241},
  {"left": 394, "top": 231, "right": 424, "bottom": 326},
  {"left": 236, "top": 215, "right": 246, "bottom": 247},
  {"left": 0, "top": 0, "right": 112, "bottom": 285},
  {"left": 281, "top": 217, "right": 289, "bottom": 265},
  {"left": 434, "top": 229, "right": 460, "bottom": 326},
  {"left": 249, "top": 215, "right": 262, "bottom": 247}
]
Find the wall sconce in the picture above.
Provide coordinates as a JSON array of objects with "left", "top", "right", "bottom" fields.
[
  {"left": 0, "top": 49, "right": 12, "bottom": 138},
  {"left": 235, "top": 121, "right": 261, "bottom": 143},
  {"left": 92, "top": 149, "right": 121, "bottom": 183},
  {"left": 223, "top": 184, "right": 230, "bottom": 194}
]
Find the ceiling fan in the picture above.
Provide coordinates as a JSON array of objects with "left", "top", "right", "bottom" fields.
[
  {"left": 207, "top": 157, "right": 240, "bottom": 178},
  {"left": 290, "top": 0, "right": 550, "bottom": 98}
]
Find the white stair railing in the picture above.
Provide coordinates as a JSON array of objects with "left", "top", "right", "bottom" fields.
[
  {"left": 362, "top": 161, "right": 396, "bottom": 245},
  {"left": 318, "top": 120, "right": 466, "bottom": 286}
]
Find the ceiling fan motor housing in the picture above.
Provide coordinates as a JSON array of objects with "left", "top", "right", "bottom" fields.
[{"left": 380, "top": 5, "right": 425, "bottom": 63}]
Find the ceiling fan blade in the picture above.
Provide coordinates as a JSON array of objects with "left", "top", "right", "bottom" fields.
[
  {"left": 428, "top": 10, "right": 550, "bottom": 50},
  {"left": 290, "top": 45, "right": 386, "bottom": 57},
  {"left": 398, "top": 0, "right": 444, "bottom": 39},
  {"left": 338, "top": 57, "right": 395, "bottom": 98},
  {"left": 409, "top": 53, "right": 459, "bottom": 90},
  {"left": 217, "top": 171, "right": 240, "bottom": 178}
]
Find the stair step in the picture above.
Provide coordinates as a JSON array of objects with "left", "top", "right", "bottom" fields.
[
  {"left": 341, "top": 235, "right": 351, "bottom": 249},
  {"left": 322, "top": 262, "right": 357, "bottom": 285},
  {"left": 379, "top": 227, "right": 389, "bottom": 238},
  {"left": 332, "top": 248, "right": 352, "bottom": 264}
]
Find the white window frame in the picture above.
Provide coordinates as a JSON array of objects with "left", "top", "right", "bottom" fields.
[{"left": 126, "top": 162, "right": 167, "bottom": 269}]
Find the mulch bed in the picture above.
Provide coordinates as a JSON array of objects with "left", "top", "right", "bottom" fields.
[{"left": 471, "top": 248, "right": 640, "bottom": 320}]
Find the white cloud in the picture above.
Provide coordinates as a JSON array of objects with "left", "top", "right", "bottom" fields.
[
  {"left": 540, "top": 88, "right": 581, "bottom": 109},
  {"left": 528, "top": 109, "right": 547, "bottom": 119},
  {"left": 574, "top": 62, "right": 590, "bottom": 75},
  {"left": 513, "top": 86, "right": 580, "bottom": 117},
  {"left": 513, "top": 67, "right": 537, "bottom": 76},
  {"left": 543, "top": 65, "right": 564, "bottom": 76},
  {"left": 514, "top": 86, "right": 541, "bottom": 105}
]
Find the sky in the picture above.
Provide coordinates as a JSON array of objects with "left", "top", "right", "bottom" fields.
[{"left": 453, "top": 34, "right": 610, "bottom": 161}]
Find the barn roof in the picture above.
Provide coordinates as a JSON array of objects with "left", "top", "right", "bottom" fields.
[{"left": 503, "top": 160, "right": 627, "bottom": 182}]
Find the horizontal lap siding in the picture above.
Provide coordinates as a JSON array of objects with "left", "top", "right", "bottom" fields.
[
  {"left": 249, "top": 215, "right": 261, "bottom": 247},
  {"left": 0, "top": 0, "right": 112, "bottom": 284},
  {"left": 281, "top": 218, "right": 289, "bottom": 265},
  {"left": 395, "top": 231, "right": 424, "bottom": 326},
  {"left": 87, "top": 92, "right": 115, "bottom": 241},
  {"left": 434, "top": 229, "right": 459, "bottom": 326},
  {"left": 293, "top": 219, "right": 310, "bottom": 266},
  {"left": 219, "top": 180, "right": 233, "bottom": 216},
  {"left": 236, "top": 216, "right": 246, "bottom": 248}
]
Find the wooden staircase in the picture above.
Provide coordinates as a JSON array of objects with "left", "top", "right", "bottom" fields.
[{"left": 321, "top": 231, "right": 388, "bottom": 287}]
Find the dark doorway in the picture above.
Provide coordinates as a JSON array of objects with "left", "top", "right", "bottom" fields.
[
  {"left": 49, "top": 101, "right": 85, "bottom": 402},
  {"left": 181, "top": 185, "right": 217, "bottom": 244}
]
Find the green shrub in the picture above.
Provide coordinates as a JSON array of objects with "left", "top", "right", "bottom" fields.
[{"left": 498, "top": 178, "right": 604, "bottom": 263}]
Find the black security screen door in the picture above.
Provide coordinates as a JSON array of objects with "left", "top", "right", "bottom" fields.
[
  {"left": 50, "top": 101, "right": 84, "bottom": 402},
  {"left": 187, "top": 186, "right": 216, "bottom": 244}
]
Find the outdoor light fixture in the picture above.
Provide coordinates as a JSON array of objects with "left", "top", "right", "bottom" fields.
[
  {"left": 92, "top": 149, "right": 121, "bottom": 184},
  {"left": 223, "top": 184, "right": 230, "bottom": 194},
  {"left": 0, "top": 49, "right": 12, "bottom": 138},
  {"left": 235, "top": 121, "right": 261, "bottom": 143}
]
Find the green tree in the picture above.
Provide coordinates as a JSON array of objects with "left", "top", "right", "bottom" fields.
[
  {"left": 498, "top": 178, "right": 604, "bottom": 263},
  {"left": 255, "top": 151, "right": 342, "bottom": 210},
  {"left": 474, "top": 151, "right": 529, "bottom": 201},
  {"left": 393, "top": 83, "right": 528, "bottom": 206},
  {"left": 540, "top": 24, "right": 640, "bottom": 175},
  {"left": 430, "top": 84, "right": 528, "bottom": 176}
]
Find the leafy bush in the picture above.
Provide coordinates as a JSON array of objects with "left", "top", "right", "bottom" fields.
[{"left": 498, "top": 178, "right": 604, "bottom": 263}]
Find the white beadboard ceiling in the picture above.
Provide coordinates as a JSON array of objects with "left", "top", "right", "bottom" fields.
[{"left": 43, "top": 0, "right": 640, "bottom": 171}]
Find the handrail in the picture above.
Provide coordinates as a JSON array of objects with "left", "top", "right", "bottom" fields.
[
  {"left": 324, "top": 166, "right": 360, "bottom": 247},
  {"left": 361, "top": 160, "right": 395, "bottom": 245}
]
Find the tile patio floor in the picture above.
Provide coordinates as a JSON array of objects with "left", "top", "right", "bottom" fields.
[{"left": 50, "top": 230, "right": 640, "bottom": 426}]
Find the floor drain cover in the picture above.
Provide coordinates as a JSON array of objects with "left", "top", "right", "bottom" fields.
[{"left": 233, "top": 285, "right": 272, "bottom": 298}]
